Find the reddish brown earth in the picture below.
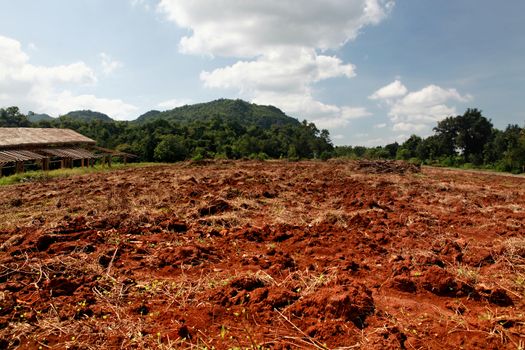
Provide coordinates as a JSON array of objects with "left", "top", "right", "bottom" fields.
[{"left": 0, "top": 160, "right": 524, "bottom": 349}]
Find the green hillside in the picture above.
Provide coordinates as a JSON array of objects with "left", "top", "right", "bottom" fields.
[
  {"left": 61, "top": 110, "right": 113, "bottom": 123},
  {"left": 136, "top": 99, "right": 299, "bottom": 128},
  {"left": 27, "top": 112, "right": 53, "bottom": 123}
]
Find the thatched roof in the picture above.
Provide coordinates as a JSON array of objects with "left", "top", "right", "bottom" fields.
[{"left": 0, "top": 128, "right": 95, "bottom": 149}]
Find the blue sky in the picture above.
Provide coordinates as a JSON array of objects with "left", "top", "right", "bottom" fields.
[{"left": 0, "top": 0, "right": 523, "bottom": 145}]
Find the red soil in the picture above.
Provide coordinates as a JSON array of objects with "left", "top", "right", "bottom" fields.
[{"left": 0, "top": 160, "right": 524, "bottom": 349}]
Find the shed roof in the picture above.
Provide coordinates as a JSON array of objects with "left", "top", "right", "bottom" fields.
[
  {"left": 0, "top": 128, "right": 96, "bottom": 149},
  {"left": 40, "top": 148, "right": 99, "bottom": 160},
  {"left": 0, "top": 150, "right": 48, "bottom": 163}
]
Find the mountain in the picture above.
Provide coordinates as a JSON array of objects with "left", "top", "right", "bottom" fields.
[
  {"left": 27, "top": 112, "right": 54, "bottom": 123},
  {"left": 135, "top": 99, "right": 300, "bottom": 128},
  {"left": 137, "top": 110, "right": 161, "bottom": 121},
  {"left": 61, "top": 110, "right": 113, "bottom": 123}
]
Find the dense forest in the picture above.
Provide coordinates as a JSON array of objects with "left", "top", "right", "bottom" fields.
[
  {"left": 0, "top": 100, "right": 334, "bottom": 161},
  {"left": 1, "top": 102, "right": 524, "bottom": 173}
]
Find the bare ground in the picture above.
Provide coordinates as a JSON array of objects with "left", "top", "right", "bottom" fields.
[{"left": 0, "top": 160, "right": 524, "bottom": 349}]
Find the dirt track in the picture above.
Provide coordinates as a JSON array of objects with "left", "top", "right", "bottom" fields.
[{"left": 0, "top": 160, "right": 524, "bottom": 349}]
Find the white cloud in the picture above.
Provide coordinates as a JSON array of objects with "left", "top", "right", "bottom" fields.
[
  {"left": 374, "top": 123, "right": 387, "bottom": 128},
  {"left": 41, "top": 90, "right": 137, "bottom": 120},
  {"left": 352, "top": 134, "right": 406, "bottom": 147},
  {"left": 158, "top": 0, "right": 394, "bottom": 129},
  {"left": 371, "top": 80, "right": 472, "bottom": 132},
  {"left": 0, "top": 35, "right": 136, "bottom": 120},
  {"left": 158, "top": 0, "right": 394, "bottom": 57},
  {"left": 157, "top": 98, "right": 192, "bottom": 109},
  {"left": 201, "top": 48, "right": 355, "bottom": 93},
  {"left": 369, "top": 79, "right": 407, "bottom": 100},
  {"left": 99, "top": 52, "right": 123, "bottom": 75},
  {"left": 311, "top": 106, "right": 371, "bottom": 129}
]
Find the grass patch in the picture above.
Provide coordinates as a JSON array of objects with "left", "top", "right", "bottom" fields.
[{"left": 0, "top": 163, "right": 165, "bottom": 186}]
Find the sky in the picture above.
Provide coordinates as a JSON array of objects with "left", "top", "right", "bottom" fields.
[{"left": 0, "top": 0, "right": 524, "bottom": 146}]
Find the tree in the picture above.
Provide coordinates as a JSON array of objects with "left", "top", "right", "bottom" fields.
[
  {"left": 433, "top": 117, "right": 458, "bottom": 157},
  {"left": 0, "top": 107, "right": 30, "bottom": 127},
  {"left": 501, "top": 126, "right": 525, "bottom": 172},
  {"left": 154, "top": 135, "right": 189, "bottom": 162},
  {"left": 384, "top": 142, "right": 399, "bottom": 159},
  {"left": 397, "top": 135, "right": 422, "bottom": 160},
  {"left": 484, "top": 125, "right": 522, "bottom": 165},
  {"left": 455, "top": 109, "right": 493, "bottom": 164}
]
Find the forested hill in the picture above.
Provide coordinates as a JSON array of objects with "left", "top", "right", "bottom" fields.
[
  {"left": 136, "top": 99, "right": 300, "bottom": 128},
  {"left": 0, "top": 101, "right": 333, "bottom": 162},
  {"left": 61, "top": 110, "right": 113, "bottom": 123},
  {"left": 27, "top": 112, "right": 53, "bottom": 123}
]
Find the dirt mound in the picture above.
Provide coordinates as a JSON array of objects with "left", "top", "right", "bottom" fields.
[
  {"left": 419, "top": 266, "right": 474, "bottom": 297},
  {"left": 291, "top": 283, "right": 375, "bottom": 329},
  {"left": 198, "top": 198, "right": 231, "bottom": 216},
  {"left": 157, "top": 244, "right": 219, "bottom": 267},
  {"left": 354, "top": 160, "right": 421, "bottom": 174}
]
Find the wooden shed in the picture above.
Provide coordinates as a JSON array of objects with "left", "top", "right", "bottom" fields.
[{"left": 0, "top": 128, "right": 130, "bottom": 176}]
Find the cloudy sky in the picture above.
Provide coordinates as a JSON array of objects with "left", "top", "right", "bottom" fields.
[{"left": 0, "top": 1, "right": 524, "bottom": 145}]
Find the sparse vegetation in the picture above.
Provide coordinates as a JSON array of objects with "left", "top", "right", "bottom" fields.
[{"left": 0, "top": 163, "right": 162, "bottom": 186}]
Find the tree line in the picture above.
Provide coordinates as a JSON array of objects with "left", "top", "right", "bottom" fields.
[
  {"left": 1, "top": 105, "right": 524, "bottom": 173},
  {"left": 0, "top": 106, "right": 333, "bottom": 161},
  {"left": 334, "top": 109, "right": 525, "bottom": 173}
]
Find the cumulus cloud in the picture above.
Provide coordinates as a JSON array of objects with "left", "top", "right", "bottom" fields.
[
  {"left": 158, "top": 0, "right": 394, "bottom": 129},
  {"left": 99, "top": 52, "right": 123, "bottom": 75},
  {"left": 371, "top": 80, "right": 471, "bottom": 132},
  {"left": 0, "top": 35, "right": 136, "bottom": 120},
  {"left": 158, "top": 0, "right": 394, "bottom": 57},
  {"left": 369, "top": 79, "right": 407, "bottom": 100},
  {"left": 312, "top": 107, "right": 372, "bottom": 129},
  {"left": 201, "top": 48, "right": 355, "bottom": 93}
]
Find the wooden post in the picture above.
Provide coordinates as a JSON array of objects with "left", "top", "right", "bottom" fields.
[
  {"left": 16, "top": 161, "right": 24, "bottom": 174},
  {"left": 108, "top": 155, "right": 112, "bottom": 168}
]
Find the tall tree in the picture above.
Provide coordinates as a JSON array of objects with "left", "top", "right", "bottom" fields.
[
  {"left": 0, "top": 107, "right": 31, "bottom": 127},
  {"left": 397, "top": 135, "right": 422, "bottom": 159},
  {"left": 433, "top": 116, "right": 459, "bottom": 157},
  {"left": 454, "top": 108, "right": 493, "bottom": 164}
]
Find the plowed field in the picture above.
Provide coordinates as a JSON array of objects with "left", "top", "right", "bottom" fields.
[{"left": 0, "top": 160, "right": 524, "bottom": 349}]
